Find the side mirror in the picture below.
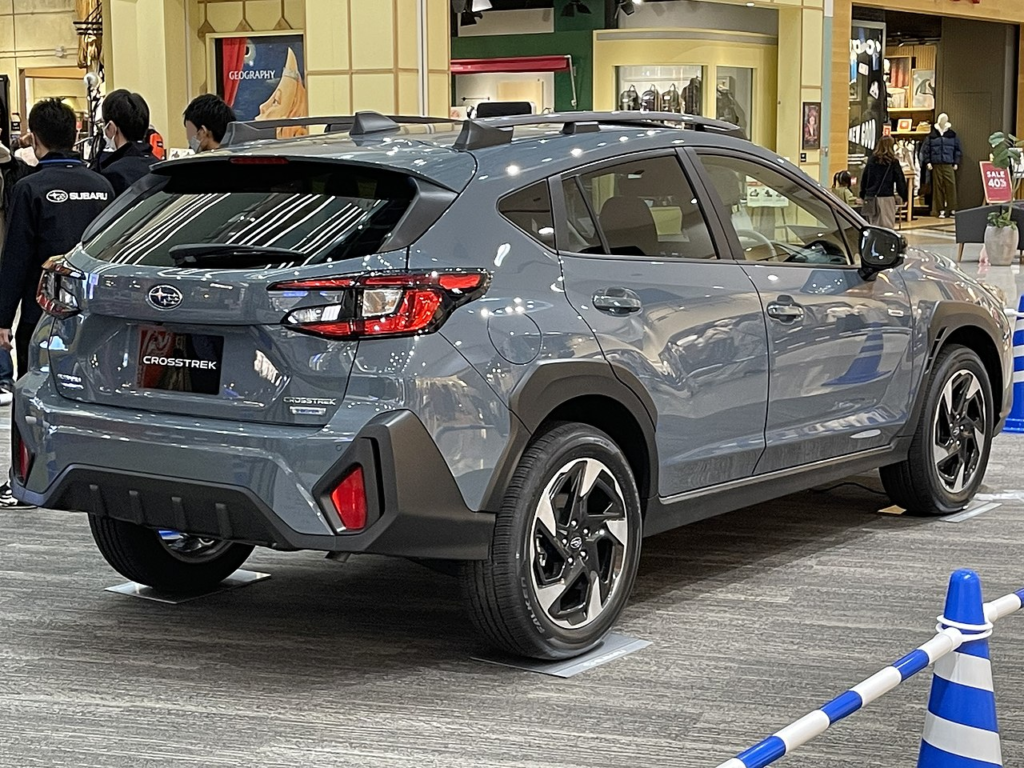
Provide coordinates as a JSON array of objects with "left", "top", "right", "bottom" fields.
[{"left": 859, "top": 226, "right": 906, "bottom": 280}]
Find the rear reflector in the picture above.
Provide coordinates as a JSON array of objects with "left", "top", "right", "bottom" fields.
[
  {"left": 330, "top": 466, "right": 367, "bottom": 531},
  {"left": 13, "top": 428, "right": 33, "bottom": 485}
]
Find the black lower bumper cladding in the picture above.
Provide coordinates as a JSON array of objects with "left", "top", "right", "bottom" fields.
[{"left": 17, "top": 411, "right": 495, "bottom": 560}]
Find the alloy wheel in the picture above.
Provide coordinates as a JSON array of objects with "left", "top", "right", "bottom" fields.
[
  {"left": 530, "top": 457, "right": 630, "bottom": 630},
  {"left": 158, "top": 530, "right": 234, "bottom": 564},
  {"left": 932, "top": 370, "right": 987, "bottom": 495}
]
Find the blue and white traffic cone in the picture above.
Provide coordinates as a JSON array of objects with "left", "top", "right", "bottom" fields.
[
  {"left": 918, "top": 569, "right": 1002, "bottom": 768},
  {"left": 1005, "top": 297, "right": 1024, "bottom": 434}
]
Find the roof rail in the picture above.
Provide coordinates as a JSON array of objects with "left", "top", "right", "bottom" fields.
[
  {"left": 452, "top": 111, "right": 746, "bottom": 151},
  {"left": 220, "top": 113, "right": 455, "bottom": 147}
]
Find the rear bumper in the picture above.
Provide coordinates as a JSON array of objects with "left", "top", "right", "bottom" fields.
[{"left": 12, "top": 375, "right": 494, "bottom": 559}]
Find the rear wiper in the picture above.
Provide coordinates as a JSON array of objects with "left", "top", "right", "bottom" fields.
[{"left": 169, "top": 244, "right": 305, "bottom": 267}]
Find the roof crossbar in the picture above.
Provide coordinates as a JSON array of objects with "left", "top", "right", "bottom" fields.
[{"left": 220, "top": 112, "right": 454, "bottom": 147}]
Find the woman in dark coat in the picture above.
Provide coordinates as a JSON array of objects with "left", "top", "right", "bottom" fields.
[{"left": 860, "top": 136, "right": 908, "bottom": 229}]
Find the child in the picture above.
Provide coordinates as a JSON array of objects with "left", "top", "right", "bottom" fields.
[{"left": 831, "top": 170, "right": 860, "bottom": 207}]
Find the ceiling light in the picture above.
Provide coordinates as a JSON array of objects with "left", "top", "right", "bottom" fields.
[
  {"left": 618, "top": 1, "right": 636, "bottom": 16},
  {"left": 471, "top": 0, "right": 491, "bottom": 10}
]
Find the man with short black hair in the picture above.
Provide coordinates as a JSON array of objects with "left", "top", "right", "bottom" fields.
[
  {"left": 0, "top": 98, "right": 112, "bottom": 378},
  {"left": 183, "top": 94, "right": 236, "bottom": 153},
  {"left": 0, "top": 98, "right": 112, "bottom": 507},
  {"left": 95, "top": 89, "right": 156, "bottom": 195}
]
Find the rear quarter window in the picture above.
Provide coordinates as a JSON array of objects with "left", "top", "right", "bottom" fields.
[{"left": 498, "top": 181, "right": 555, "bottom": 248}]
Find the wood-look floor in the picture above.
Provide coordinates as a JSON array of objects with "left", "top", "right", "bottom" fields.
[{"left": 2, "top": 434, "right": 1024, "bottom": 767}]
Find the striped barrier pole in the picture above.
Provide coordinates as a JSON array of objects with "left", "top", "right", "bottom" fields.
[
  {"left": 714, "top": 574, "right": 1024, "bottom": 768},
  {"left": 1006, "top": 295, "right": 1024, "bottom": 434}
]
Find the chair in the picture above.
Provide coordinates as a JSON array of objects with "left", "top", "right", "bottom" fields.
[{"left": 955, "top": 204, "right": 1024, "bottom": 263}]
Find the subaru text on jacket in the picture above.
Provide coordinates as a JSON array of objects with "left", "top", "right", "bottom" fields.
[
  {"left": 95, "top": 141, "right": 157, "bottom": 197},
  {"left": 0, "top": 153, "right": 113, "bottom": 330},
  {"left": 921, "top": 128, "right": 963, "bottom": 167},
  {"left": 860, "top": 156, "right": 909, "bottom": 201}
]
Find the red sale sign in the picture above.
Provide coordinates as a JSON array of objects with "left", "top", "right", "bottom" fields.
[{"left": 980, "top": 161, "right": 1013, "bottom": 204}]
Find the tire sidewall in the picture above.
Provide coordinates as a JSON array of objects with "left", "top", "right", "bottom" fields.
[
  {"left": 917, "top": 348, "right": 994, "bottom": 512},
  {"left": 504, "top": 427, "right": 642, "bottom": 656}
]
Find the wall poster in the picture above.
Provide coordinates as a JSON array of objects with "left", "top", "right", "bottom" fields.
[
  {"left": 802, "top": 102, "right": 821, "bottom": 150},
  {"left": 212, "top": 32, "right": 308, "bottom": 138},
  {"left": 849, "top": 22, "right": 886, "bottom": 173}
]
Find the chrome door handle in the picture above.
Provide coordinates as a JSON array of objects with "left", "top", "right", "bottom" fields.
[
  {"left": 593, "top": 288, "right": 643, "bottom": 314},
  {"left": 766, "top": 301, "right": 804, "bottom": 321}
]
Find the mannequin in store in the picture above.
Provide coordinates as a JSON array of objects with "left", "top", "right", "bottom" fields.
[
  {"left": 921, "top": 113, "right": 961, "bottom": 218},
  {"left": 683, "top": 77, "right": 702, "bottom": 115}
]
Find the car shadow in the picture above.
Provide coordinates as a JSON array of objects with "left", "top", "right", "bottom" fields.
[{"left": 37, "top": 478, "right": 936, "bottom": 682}]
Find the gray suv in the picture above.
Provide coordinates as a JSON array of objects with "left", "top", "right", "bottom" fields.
[{"left": 12, "top": 111, "right": 1013, "bottom": 660}]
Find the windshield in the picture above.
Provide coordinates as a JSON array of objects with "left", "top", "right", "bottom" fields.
[{"left": 83, "top": 161, "right": 415, "bottom": 267}]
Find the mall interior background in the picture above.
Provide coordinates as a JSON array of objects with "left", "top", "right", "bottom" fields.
[{"left": 0, "top": 0, "right": 1017, "bottom": 219}]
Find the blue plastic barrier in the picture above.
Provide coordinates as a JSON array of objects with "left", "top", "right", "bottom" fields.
[
  {"left": 1006, "top": 297, "right": 1024, "bottom": 434},
  {"left": 714, "top": 571, "right": 1024, "bottom": 768}
]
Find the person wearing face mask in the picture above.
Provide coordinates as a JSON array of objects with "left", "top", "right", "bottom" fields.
[
  {"left": 93, "top": 90, "right": 156, "bottom": 196},
  {"left": 183, "top": 94, "right": 236, "bottom": 153}
]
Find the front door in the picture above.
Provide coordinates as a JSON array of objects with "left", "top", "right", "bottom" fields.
[
  {"left": 693, "top": 151, "right": 914, "bottom": 473},
  {"left": 554, "top": 152, "right": 769, "bottom": 497}
]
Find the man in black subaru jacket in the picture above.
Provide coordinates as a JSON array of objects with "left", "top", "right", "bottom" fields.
[
  {"left": 0, "top": 99, "right": 113, "bottom": 508},
  {"left": 0, "top": 99, "right": 112, "bottom": 377}
]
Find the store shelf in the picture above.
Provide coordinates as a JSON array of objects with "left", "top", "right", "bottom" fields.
[
  {"left": 889, "top": 107, "right": 936, "bottom": 113},
  {"left": 894, "top": 131, "right": 931, "bottom": 137}
]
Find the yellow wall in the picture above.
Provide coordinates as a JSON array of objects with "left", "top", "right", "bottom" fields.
[
  {"left": 592, "top": 29, "right": 778, "bottom": 150},
  {"left": 593, "top": 0, "right": 824, "bottom": 178},
  {"left": 0, "top": 0, "right": 83, "bottom": 118},
  {"left": 106, "top": 0, "right": 451, "bottom": 148}
]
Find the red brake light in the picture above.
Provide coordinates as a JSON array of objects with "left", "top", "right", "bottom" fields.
[
  {"left": 37, "top": 256, "right": 83, "bottom": 319},
  {"left": 330, "top": 466, "right": 367, "bottom": 531},
  {"left": 270, "top": 270, "right": 490, "bottom": 341}
]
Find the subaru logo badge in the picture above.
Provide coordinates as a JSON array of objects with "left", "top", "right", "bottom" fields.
[{"left": 147, "top": 285, "right": 183, "bottom": 310}]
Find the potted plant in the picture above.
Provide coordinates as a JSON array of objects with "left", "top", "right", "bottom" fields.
[{"left": 985, "top": 131, "right": 1023, "bottom": 266}]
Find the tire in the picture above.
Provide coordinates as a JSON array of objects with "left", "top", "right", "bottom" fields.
[
  {"left": 89, "top": 516, "right": 255, "bottom": 593},
  {"left": 880, "top": 344, "right": 994, "bottom": 515},
  {"left": 461, "top": 423, "right": 643, "bottom": 660}
]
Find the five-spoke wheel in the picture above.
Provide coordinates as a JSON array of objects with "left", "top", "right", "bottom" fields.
[
  {"left": 462, "top": 423, "right": 642, "bottom": 660},
  {"left": 881, "top": 345, "right": 994, "bottom": 515}
]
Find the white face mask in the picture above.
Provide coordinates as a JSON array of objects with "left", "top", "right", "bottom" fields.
[
  {"left": 188, "top": 135, "right": 201, "bottom": 154},
  {"left": 103, "top": 122, "right": 117, "bottom": 152}
]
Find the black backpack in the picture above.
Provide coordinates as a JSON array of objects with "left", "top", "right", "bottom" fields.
[
  {"left": 641, "top": 86, "right": 660, "bottom": 112},
  {"left": 619, "top": 85, "right": 640, "bottom": 111}
]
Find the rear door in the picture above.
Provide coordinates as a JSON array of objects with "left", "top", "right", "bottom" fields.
[
  {"left": 691, "top": 150, "right": 914, "bottom": 472},
  {"left": 554, "top": 151, "right": 770, "bottom": 498},
  {"left": 46, "top": 158, "right": 425, "bottom": 426}
]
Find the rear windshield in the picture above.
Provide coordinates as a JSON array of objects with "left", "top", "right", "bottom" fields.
[{"left": 83, "top": 161, "right": 415, "bottom": 267}]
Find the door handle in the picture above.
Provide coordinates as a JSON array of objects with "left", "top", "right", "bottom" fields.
[
  {"left": 593, "top": 288, "right": 643, "bottom": 314},
  {"left": 766, "top": 299, "right": 805, "bottom": 322}
]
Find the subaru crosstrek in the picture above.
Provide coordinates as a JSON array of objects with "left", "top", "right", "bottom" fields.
[{"left": 12, "top": 111, "right": 1013, "bottom": 659}]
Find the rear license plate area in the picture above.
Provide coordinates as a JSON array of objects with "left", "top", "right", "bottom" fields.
[{"left": 138, "top": 327, "right": 224, "bottom": 395}]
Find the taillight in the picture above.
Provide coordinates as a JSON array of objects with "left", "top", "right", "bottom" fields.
[
  {"left": 330, "top": 466, "right": 367, "bottom": 531},
  {"left": 13, "top": 428, "right": 33, "bottom": 485},
  {"left": 271, "top": 270, "right": 490, "bottom": 340},
  {"left": 37, "top": 256, "right": 83, "bottom": 319}
]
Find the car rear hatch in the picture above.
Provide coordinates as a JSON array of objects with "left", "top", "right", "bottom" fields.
[{"left": 44, "top": 151, "right": 474, "bottom": 426}]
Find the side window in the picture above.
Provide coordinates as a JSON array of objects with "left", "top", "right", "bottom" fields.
[
  {"left": 498, "top": 181, "right": 555, "bottom": 247},
  {"left": 698, "top": 154, "right": 855, "bottom": 266},
  {"left": 564, "top": 156, "right": 718, "bottom": 259}
]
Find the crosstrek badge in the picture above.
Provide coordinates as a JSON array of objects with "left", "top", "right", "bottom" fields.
[{"left": 46, "top": 190, "right": 109, "bottom": 204}]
